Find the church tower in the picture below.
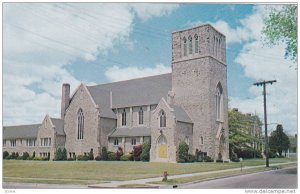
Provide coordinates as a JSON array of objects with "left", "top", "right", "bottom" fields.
[{"left": 171, "top": 24, "right": 229, "bottom": 161}]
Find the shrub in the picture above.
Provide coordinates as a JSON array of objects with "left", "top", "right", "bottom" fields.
[
  {"left": 107, "top": 152, "right": 116, "bottom": 161},
  {"left": 5, "top": 155, "right": 14, "bottom": 160},
  {"left": 32, "top": 151, "right": 35, "bottom": 158},
  {"left": 33, "top": 156, "right": 48, "bottom": 161},
  {"left": 132, "top": 145, "right": 143, "bottom": 161},
  {"left": 54, "top": 148, "right": 67, "bottom": 161},
  {"left": 120, "top": 154, "right": 133, "bottom": 161},
  {"left": 67, "top": 158, "right": 75, "bottom": 161},
  {"left": 88, "top": 149, "right": 94, "bottom": 160},
  {"left": 101, "top": 147, "right": 108, "bottom": 161},
  {"left": 187, "top": 154, "right": 196, "bottom": 163},
  {"left": 62, "top": 148, "right": 67, "bottom": 160},
  {"left": 178, "top": 141, "right": 189, "bottom": 162},
  {"left": 116, "top": 147, "right": 124, "bottom": 161},
  {"left": 140, "top": 142, "right": 151, "bottom": 162},
  {"left": 95, "top": 155, "right": 101, "bottom": 161},
  {"left": 16, "top": 152, "right": 19, "bottom": 158},
  {"left": 77, "top": 155, "right": 89, "bottom": 161},
  {"left": 216, "top": 159, "right": 223, "bottom": 163},
  {"left": 22, "top": 152, "right": 30, "bottom": 160},
  {"left": 11, "top": 152, "right": 16, "bottom": 159},
  {"left": 204, "top": 156, "right": 213, "bottom": 162},
  {"left": 3, "top": 151, "right": 9, "bottom": 159}
]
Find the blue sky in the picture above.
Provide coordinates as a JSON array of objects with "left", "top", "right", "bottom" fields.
[{"left": 3, "top": 3, "right": 297, "bottom": 135}]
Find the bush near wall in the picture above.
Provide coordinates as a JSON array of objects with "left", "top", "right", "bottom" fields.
[
  {"left": 77, "top": 155, "right": 89, "bottom": 161},
  {"left": 203, "top": 156, "right": 214, "bottom": 162},
  {"left": 107, "top": 152, "right": 116, "bottom": 161},
  {"left": 3, "top": 151, "right": 9, "bottom": 159},
  {"left": 33, "top": 156, "right": 48, "bottom": 161},
  {"left": 116, "top": 147, "right": 124, "bottom": 161},
  {"left": 132, "top": 145, "right": 143, "bottom": 161},
  {"left": 178, "top": 142, "right": 189, "bottom": 163},
  {"left": 101, "top": 147, "right": 108, "bottom": 161},
  {"left": 120, "top": 154, "right": 133, "bottom": 161},
  {"left": 140, "top": 142, "right": 151, "bottom": 162},
  {"left": 22, "top": 152, "right": 30, "bottom": 160}
]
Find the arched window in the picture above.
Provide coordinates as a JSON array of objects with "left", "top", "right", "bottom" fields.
[
  {"left": 159, "top": 110, "right": 166, "bottom": 128},
  {"left": 188, "top": 35, "right": 193, "bottom": 54},
  {"left": 194, "top": 34, "right": 199, "bottom": 53},
  {"left": 121, "top": 109, "right": 126, "bottom": 126},
  {"left": 77, "top": 108, "right": 84, "bottom": 140},
  {"left": 158, "top": 135, "right": 167, "bottom": 144},
  {"left": 183, "top": 37, "right": 187, "bottom": 56},
  {"left": 138, "top": 107, "right": 143, "bottom": 125},
  {"left": 216, "top": 83, "right": 223, "bottom": 121}
]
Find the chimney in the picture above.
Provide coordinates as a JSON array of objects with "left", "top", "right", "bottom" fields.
[{"left": 61, "top": 83, "right": 70, "bottom": 119}]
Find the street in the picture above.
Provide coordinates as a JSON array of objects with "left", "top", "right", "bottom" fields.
[{"left": 180, "top": 167, "right": 297, "bottom": 189}]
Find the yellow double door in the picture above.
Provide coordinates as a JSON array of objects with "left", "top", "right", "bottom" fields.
[{"left": 159, "top": 144, "right": 167, "bottom": 158}]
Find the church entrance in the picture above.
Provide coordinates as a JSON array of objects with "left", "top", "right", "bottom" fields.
[{"left": 157, "top": 135, "right": 167, "bottom": 158}]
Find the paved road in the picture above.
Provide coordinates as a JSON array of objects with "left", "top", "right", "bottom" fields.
[
  {"left": 180, "top": 167, "right": 298, "bottom": 189},
  {"left": 3, "top": 182, "right": 88, "bottom": 189}
]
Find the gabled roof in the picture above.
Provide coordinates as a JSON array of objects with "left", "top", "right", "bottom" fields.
[
  {"left": 172, "top": 105, "right": 193, "bottom": 124},
  {"left": 109, "top": 127, "right": 151, "bottom": 137},
  {"left": 87, "top": 73, "right": 172, "bottom": 115},
  {"left": 50, "top": 118, "right": 65, "bottom": 136},
  {"left": 3, "top": 124, "right": 41, "bottom": 139}
]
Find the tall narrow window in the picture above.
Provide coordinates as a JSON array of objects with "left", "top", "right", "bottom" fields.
[
  {"left": 138, "top": 107, "right": 144, "bottom": 125},
  {"left": 159, "top": 110, "right": 166, "bottom": 128},
  {"left": 122, "top": 109, "right": 126, "bottom": 126},
  {"left": 10, "top": 139, "right": 16, "bottom": 147},
  {"left": 188, "top": 35, "right": 193, "bottom": 54},
  {"left": 3, "top": 140, "right": 6, "bottom": 147},
  {"left": 114, "top": 138, "right": 119, "bottom": 146},
  {"left": 216, "top": 83, "right": 223, "bottom": 121},
  {"left": 200, "top": 136, "right": 204, "bottom": 145},
  {"left": 77, "top": 108, "right": 84, "bottom": 139},
  {"left": 194, "top": 34, "right": 199, "bottom": 53},
  {"left": 183, "top": 37, "right": 187, "bottom": 56}
]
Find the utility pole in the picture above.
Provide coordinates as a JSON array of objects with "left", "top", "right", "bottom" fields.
[{"left": 253, "top": 80, "right": 276, "bottom": 167}]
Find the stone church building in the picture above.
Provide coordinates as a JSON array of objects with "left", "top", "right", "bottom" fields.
[{"left": 3, "top": 24, "right": 229, "bottom": 162}]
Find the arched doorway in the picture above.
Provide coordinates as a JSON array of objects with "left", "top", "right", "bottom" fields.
[{"left": 157, "top": 135, "right": 167, "bottom": 159}]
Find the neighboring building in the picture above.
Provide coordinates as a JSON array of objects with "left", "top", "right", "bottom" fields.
[{"left": 3, "top": 24, "right": 229, "bottom": 162}]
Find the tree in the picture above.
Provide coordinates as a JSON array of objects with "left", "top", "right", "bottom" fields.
[
  {"left": 101, "top": 147, "right": 108, "bottom": 161},
  {"left": 88, "top": 149, "right": 94, "bottom": 160},
  {"left": 229, "top": 109, "right": 263, "bottom": 159},
  {"left": 178, "top": 141, "right": 189, "bottom": 162},
  {"left": 140, "top": 142, "right": 151, "bottom": 162},
  {"left": 269, "top": 124, "right": 290, "bottom": 157},
  {"left": 262, "top": 5, "right": 297, "bottom": 63}
]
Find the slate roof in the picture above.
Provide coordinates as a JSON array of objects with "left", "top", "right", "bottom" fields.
[
  {"left": 50, "top": 118, "right": 65, "bottom": 136},
  {"left": 87, "top": 73, "right": 172, "bottom": 119},
  {"left": 172, "top": 105, "right": 193, "bottom": 123},
  {"left": 3, "top": 124, "right": 41, "bottom": 139},
  {"left": 109, "top": 127, "right": 151, "bottom": 137}
]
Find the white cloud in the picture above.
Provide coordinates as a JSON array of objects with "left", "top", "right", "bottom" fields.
[
  {"left": 3, "top": 3, "right": 178, "bottom": 125},
  {"left": 105, "top": 64, "right": 171, "bottom": 82},
  {"left": 226, "top": 5, "right": 297, "bottom": 135},
  {"left": 130, "top": 4, "right": 179, "bottom": 22}
]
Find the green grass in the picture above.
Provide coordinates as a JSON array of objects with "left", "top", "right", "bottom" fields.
[
  {"left": 148, "top": 163, "right": 297, "bottom": 185},
  {"left": 3, "top": 158, "right": 296, "bottom": 183},
  {"left": 3, "top": 177, "right": 105, "bottom": 185}
]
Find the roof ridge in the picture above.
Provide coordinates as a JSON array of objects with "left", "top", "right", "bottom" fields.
[
  {"left": 4, "top": 123, "right": 41, "bottom": 127},
  {"left": 87, "top": 73, "right": 171, "bottom": 88}
]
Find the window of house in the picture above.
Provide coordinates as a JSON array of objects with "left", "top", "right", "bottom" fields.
[
  {"left": 131, "top": 138, "right": 136, "bottom": 145},
  {"left": 10, "top": 139, "right": 16, "bottom": 147},
  {"left": 77, "top": 108, "right": 84, "bottom": 139},
  {"left": 188, "top": 35, "right": 193, "bottom": 54},
  {"left": 183, "top": 37, "right": 187, "bottom": 56},
  {"left": 138, "top": 107, "right": 144, "bottom": 125},
  {"left": 200, "top": 136, "right": 204, "bottom": 145},
  {"left": 216, "top": 83, "right": 223, "bottom": 121},
  {"left": 159, "top": 110, "right": 166, "bottom": 128},
  {"left": 194, "top": 34, "right": 199, "bottom": 53},
  {"left": 121, "top": 109, "right": 126, "bottom": 126},
  {"left": 114, "top": 138, "right": 119, "bottom": 146}
]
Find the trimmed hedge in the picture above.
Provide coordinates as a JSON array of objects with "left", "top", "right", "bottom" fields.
[
  {"left": 3, "top": 151, "right": 9, "bottom": 159},
  {"left": 107, "top": 152, "right": 116, "bottom": 161},
  {"left": 204, "top": 156, "right": 213, "bottom": 162},
  {"left": 77, "top": 155, "right": 89, "bottom": 161},
  {"left": 101, "top": 147, "right": 108, "bottom": 161},
  {"left": 140, "top": 142, "right": 151, "bottom": 162},
  {"left": 178, "top": 141, "right": 189, "bottom": 162},
  {"left": 120, "top": 154, "right": 133, "bottom": 161},
  {"left": 33, "top": 156, "right": 48, "bottom": 161}
]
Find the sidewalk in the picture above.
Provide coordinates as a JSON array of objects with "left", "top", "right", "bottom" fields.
[{"left": 88, "top": 162, "right": 297, "bottom": 188}]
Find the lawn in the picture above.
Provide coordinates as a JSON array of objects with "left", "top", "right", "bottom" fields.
[{"left": 3, "top": 157, "right": 297, "bottom": 183}]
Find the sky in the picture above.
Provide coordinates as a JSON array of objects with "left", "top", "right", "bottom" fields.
[{"left": 2, "top": 3, "right": 297, "bottom": 135}]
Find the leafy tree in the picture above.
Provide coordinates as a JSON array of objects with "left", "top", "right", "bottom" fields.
[
  {"left": 269, "top": 124, "right": 290, "bottom": 157},
  {"left": 178, "top": 141, "right": 189, "bottom": 162},
  {"left": 101, "top": 147, "right": 108, "bottom": 161},
  {"left": 229, "top": 109, "right": 263, "bottom": 159},
  {"left": 140, "top": 142, "right": 151, "bottom": 162},
  {"left": 262, "top": 5, "right": 297, "bottom": 63},
  {"left": 62, "top": 148, "right": 67, "bottom": 160}
]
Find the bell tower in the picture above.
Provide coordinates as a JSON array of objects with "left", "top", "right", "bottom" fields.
[{"left": 171, "top": 24, "right": 229, "bottom": 161}]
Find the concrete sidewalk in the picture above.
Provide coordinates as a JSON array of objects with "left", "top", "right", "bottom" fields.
[{"left": 88, "top": 162, "right": 297, "bottom": 188}]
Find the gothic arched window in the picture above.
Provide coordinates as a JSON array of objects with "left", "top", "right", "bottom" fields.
[
  {"left": 122, "top": 109, "right": 126, "bottom": 126},
  {"left": 183, "top": 37, "right": 187, "bottom": 56},
  {"left": 216, "top": 83, "right": 223, "bottom": 121},
  {"left": 188, "top": 35, "right": 193, "bottom": 54},
  {"left": 159, "top": 110, "right": 166, "bottom": 128},
  {"left": 77, "top": 108, "right": 84, "bottom": 140},
  {"left": 194, "top": 34, "right": 199, "bottom": 53}
]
